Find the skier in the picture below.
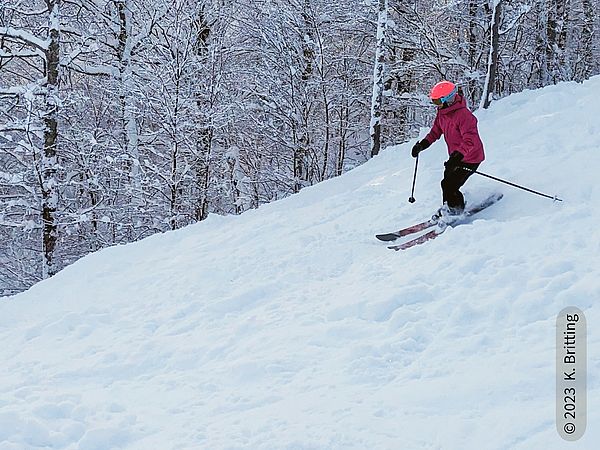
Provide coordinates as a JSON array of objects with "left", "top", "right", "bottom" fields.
[{"left": 410, "top": 80, "right": 485, "bottom": 215}]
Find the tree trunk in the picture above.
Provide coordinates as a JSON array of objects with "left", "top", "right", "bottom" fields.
[
  {"left": 555, "top": 0, "right": 570, "bottom": 79},
  {"left": 545, "top": 0, "right": 570, "bottom": 84},
  {"left": 336, "top": 64, "right": 349, "bottom": 177},
  {"left": 369, "top": 0, "right": 388, "bottom": 157},
  {"left": 579, "top": 0, "right": 594, "bottom": 81},
  {"left": 336, "top": 103, "right": 347, "bottom": 177},
  {"left": 41, "top": 0, "right": 61, "bottom": 278},
  {"left": 467, "top": 0, "right": 480, "bottom": 102},
  {"left": 170, "top": 140, "right": 179, "bottom": 230},
  {"left": 480, "top": 0, "right": 501, "bottom": 110},
  {"left": 534, "top": 2, "right": 549, "bottom": 87},
  {"left": 395, "top": 47, "right": 415, "bottom": 142},
  {"left": 194, "top": 6, "right": 212, "bottom": 221},
  {"left": 195, "top": 133, "right": 212, "bottom": 222},
  {"left": 294, "top": 2, "right": 315, "bottom": 193},
  {"left": 116, "top": 1, "right": 140, "bottom": 184}
]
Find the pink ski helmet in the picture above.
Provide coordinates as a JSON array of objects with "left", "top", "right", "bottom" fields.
[{"left": 430, "top": 80, "right": 458, "bottom": 105}]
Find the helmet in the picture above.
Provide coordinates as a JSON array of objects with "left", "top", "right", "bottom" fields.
[{"left": 430, "top": 81, "right": 458, "bottom": 105}]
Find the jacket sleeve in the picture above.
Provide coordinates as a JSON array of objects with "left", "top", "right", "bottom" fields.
[
  {"left": 456, "top": 110, "right": 481, "bottom": 160},
  {"left": 425, "top": 115, "right": 442, "bottom": 144}
]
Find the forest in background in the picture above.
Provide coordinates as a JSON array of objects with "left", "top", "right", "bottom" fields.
[{"left": 1, "top": 0, "right": 597, "bottom": 295}]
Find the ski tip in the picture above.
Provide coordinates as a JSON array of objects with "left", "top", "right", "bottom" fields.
[
  {"left": 376, "top": 234, "right": 398, "bottom": 242},
  {"left": 490, "top": 192, "right": 504, "bottom": 205},
  {"left": 482, "top": 191, "right": 503, "bottom": 202},
  {"left": 476, "top": 191, "right": 503, "bottom": 206}
]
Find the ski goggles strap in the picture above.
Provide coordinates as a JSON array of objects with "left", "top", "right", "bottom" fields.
[{"left": 432, "top": 86, "right": 458, "bottom": 105}]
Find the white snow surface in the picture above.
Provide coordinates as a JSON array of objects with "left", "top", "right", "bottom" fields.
[{"left": 2, "top": 79, "right": 600, "bottom": 449}]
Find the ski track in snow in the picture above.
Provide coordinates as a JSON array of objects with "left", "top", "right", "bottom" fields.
[{"left": 2, "top": 79, "right": 600, "bottom": 449}]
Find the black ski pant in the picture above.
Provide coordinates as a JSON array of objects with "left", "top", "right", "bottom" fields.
[{"left": 441, "top": 162, "right": 480, "bottom": 210}]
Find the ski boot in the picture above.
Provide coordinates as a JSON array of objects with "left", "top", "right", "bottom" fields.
[{"left": 432, "top": 203, "right": 465, "bottom": 227}]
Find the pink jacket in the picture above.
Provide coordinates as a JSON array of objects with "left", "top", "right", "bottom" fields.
[{"left": 425, "top": 95, "right": 485, "bottom": 164}]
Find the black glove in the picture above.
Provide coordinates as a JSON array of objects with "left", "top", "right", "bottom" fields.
[
  {"left": 411, "top": 139, "right": 430, "bottom": 158},
  {"left": 444, "top": 151, "right": 464, "bottom": 171}
]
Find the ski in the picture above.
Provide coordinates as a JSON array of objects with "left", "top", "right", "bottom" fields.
[
  {"left": 375, "top": 218, "right": 438, "bottom": 241},
  {"left": 387, "top": 192, "right": 503, "bottom": 251},
  {"left": 388, "top": 227, "right": 444, "bottom": 250}
]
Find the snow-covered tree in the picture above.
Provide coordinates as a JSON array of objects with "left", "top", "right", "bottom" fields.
[
  {"left": 480, "top": 0, "right": 502, "bottom": 109},
  {"left": 0, "top": 0, "right": 63, "bottom": 278},
  {"left": 2, "top": 0, "right": 600, "bottom": 295},
  {"left": 370, "top": 0, "right": 388, "bottom": 157}
]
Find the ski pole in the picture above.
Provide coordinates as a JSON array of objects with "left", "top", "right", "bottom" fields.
[
  {"left": 462, "top": 167, "right": 563, "bottom": 202},
  {"left": 408, "top": 155, "right": 418, "bottom": 203}
]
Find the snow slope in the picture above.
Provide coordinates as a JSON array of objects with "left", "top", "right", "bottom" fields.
[{"left": 2, "top": 78, "right": 600, "bottom": 450}]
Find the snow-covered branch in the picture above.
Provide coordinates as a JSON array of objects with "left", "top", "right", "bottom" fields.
[
  {"left": 0, "top": 27, "right": 50, "bottom": 52},
  {"left": 0, "top": 48, "right": 45, "bottom": 59}
]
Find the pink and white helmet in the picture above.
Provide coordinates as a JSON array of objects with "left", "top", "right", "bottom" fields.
[{"left": 430, "top": 81, "right": 458, "bottom": 105}]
